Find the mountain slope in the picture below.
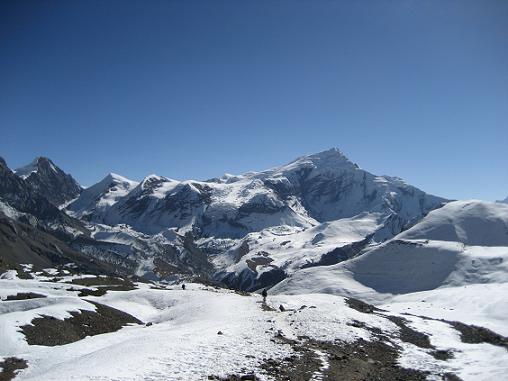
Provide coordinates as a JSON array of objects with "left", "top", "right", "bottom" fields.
[
  {"left": 397, "top": 199, "right": 508, "bottom": 246},
  {"left": 0, "top": 212, "right": 121, "bottom": 276},
  {"left": 15, "top": 157, "right": 82, "bottom": 207},
  {"left": 272, "top": 200, "right": 508, "bottom": 298}
]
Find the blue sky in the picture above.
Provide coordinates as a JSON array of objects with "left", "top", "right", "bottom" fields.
[{"left": 0, "top": 0, "right": 507, "bottom": 200}]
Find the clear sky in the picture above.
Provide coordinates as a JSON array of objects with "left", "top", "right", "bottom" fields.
[{"left": 0, "top": 0, "right": 507, "bottom": 200}]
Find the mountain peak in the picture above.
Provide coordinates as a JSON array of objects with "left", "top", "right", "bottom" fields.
[
  {"left": 140, "top": 174, "right": 178, "bottom": 187},
  {"left": 36, "top": 156, "right": 59, "bottom": 173},
  {"left": 15, "top": 158, "right": 40, "bottom": 179},
  {"left": 297, "top": 147, "right": 353, "bottom": 165},
  {"left": 35, "top": 156, "right": 51, "bottom": 163},
  {"left": 102, "top": 172, "right": 136, "bottom": 184},
  {"left": 14, "top": 156, "right": 60, "bottom": 178},
  {"left": 67, "top": 172, "right": 138, "bottom": 216},
  {"left": 276, "top": 147, "right": 356, "bottom": 176},
  {"left": 307, "top": 147, "right": 351, "bottom": 162},
  {"left": 140, "top": 174, "right": 168, "bottom": 186},
  {"left": 13, "top": 156, "right": 81, "bottom": 206}
]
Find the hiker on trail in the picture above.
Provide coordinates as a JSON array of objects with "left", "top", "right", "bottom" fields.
[
  {"left": 261, "top": 288, "right": 268, "bottom": 302},
  {"left": 181, "top": 284, "right": 186, "bottom": 290}
]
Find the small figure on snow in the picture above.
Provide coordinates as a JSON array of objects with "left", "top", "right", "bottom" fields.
[
  {"left": 181, "top": 284, "right": 186, "bottom": 290},
  {"left": 279, "top": 304, "right": 285, "bottom": 312},
  {"left": 261, "top": 288, "right": 268, "bottom": 302}
]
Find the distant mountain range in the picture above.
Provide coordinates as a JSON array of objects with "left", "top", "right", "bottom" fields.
[{"left": 1, "top": 149, "right": 506, "bottom": 292}]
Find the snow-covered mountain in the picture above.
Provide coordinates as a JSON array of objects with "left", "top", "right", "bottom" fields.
[
  {"left": 272, "top": 200, "right": 508, "bottom": 298},
  {"left": 15, "top": 157, "right": 82, "bottom": 207},
  {"left": 65, "top": 148, "right": 447, "bottom": 289},
  {"left": 2, "top": 150, "right": 508, "bottom": 381},
  {"left": 9, "top": 148, "right": 508, "bottom": 293},
  {"left": 72, "top": 149, "right": 445, "bottom": 237}
]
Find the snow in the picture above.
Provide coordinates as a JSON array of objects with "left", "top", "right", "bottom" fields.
[
  {"left": 14, "top": 159, "right": 40, "bottom": 179},
  {"left": 0, "top": 270, "right": 19, "bottom": 280},
  {"left": 57, "top": 148, "right": 452, "bottom": 292},
  {"left": 396, "top": 314, "right": 508, "bottom": 380},
  {"left": 272, "top": 200, "right": 508, "bottom": 298},
  {"left": 1, "top": 275, "right": 507, "bottom": 380},
  {"left": 218, "top": 213, "right": 384, "bottom": 278},
  {"left": 381, "top": 283, "right": 508, "bottom": 336},
  {"left": 255, "top": 201, "right": 508, "bottom": 379},
  {"left": 266, "top": 293, "right": 399, "bottom": 343},
  {"left": 67, "top": 148, "right": 446, "bottom": 245},
  {"left": 13, "top": 157, "right": 59, "bottom": 179},
  {"left": 6, "top": 151, "right": 508, "bottom": 379},
  {"left": 0, "top": 279, "right": 294, "bottom": 381},
  {"left": 398, "top": 200, "right": 508, "bottom": 246},
  {"left": 0, "top": 200, "right": 26, "bottom": 220},
  {"left": 67, "top": 173, "right": 138, "bottom": 218}
]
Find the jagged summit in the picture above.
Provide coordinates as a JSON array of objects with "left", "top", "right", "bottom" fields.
[
  {"left": 14, "top": 156, "right": 73, "bottom": 179},
  {"left": 14, "top": 157, "right": 43, "bottom": 179},
  {"left": 14, "top": 157, "right": 81, "bottom": 206}
]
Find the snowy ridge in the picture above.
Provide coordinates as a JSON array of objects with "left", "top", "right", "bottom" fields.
[{"left": 67, "top": 173, "right": 138, "bottom": 219}]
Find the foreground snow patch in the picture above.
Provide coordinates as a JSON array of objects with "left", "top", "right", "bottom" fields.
[{"left": 1, "top": 275, "right": 508, "bottom": 381}]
